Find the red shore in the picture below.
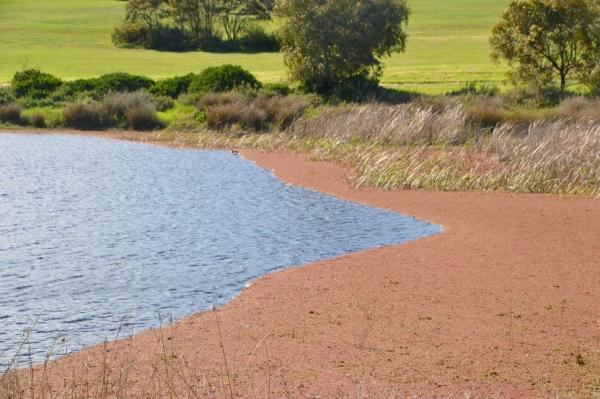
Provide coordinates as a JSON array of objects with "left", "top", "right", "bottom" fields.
[{"left": 4, "top": 130, "right": 600, "bottom": 397}]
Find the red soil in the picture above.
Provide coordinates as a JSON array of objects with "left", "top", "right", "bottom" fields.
[{"left": 4, "top": 130, "right": 600, "bottom": 397}]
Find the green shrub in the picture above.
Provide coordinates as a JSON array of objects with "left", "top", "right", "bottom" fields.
[
  {"left": 30, "top": 112, "right": 47, "bottom": 128},
  {"left": 0, "top": 103, "right": 23, "bottom": 124},
  {"left": 12, "top": 69, "right": 62, "bottom": 99},
  {"left": 63, "top": 103, "right": 110, "bottom": 130},
  {"left": 125, "top": 106, "right": 165, "bottom": 131},
  {"left": 51, "top": 85, "right": 75, "bottom": 102},
  {"left": 65, "top": 79, "right": 97, "bottom": 93},
  {"left": 262, "top": 83, "right": 292, "bottom": 96},
  {"left": 188, "top": 65, "right": 261, "bottom": 95},
  {"left": 111, "top": 22, "right": 150, "bottom": 48},
  {"left": 238, "top": 26, "right": 280, "bottom": 52},
  {"left": 93, "top": 73, "right": 155, "bottom": 95},
  {"left": 447, "top": 82, "right": 501, "bottom": 97},
  {"left": 0, "top": 86, "right": 15, "bottom": 105},
  {"left": 149, "top": 74, "right": 197, "bottom": 98}
]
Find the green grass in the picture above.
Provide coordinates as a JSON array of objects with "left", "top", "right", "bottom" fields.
[{"left": 0, "top": 0, "right": 509, "bottom": 93}]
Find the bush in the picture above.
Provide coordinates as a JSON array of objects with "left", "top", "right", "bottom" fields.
[
  {"left": 464, "top": 97, "right": 506, "bottom": 129},
  {"left": 267, "top": 95, "right": 311, "bottom": 128},
  {"left": 188, "top": 65, "right": 261, "bottom": 95},
  {"left": 154, "top": 95, "right": 176, "bottom": 111},
  {"left": 146, "top": 25, "right": 192, "bottom": 51},
  {"left": 238, "top": 26, "right": 280, "bottom": 52},
  {"left": 202, "top": 91, "right": 311, "bottom": 132},
  {"left": 51, "top": 85, "right": 75, "bottom": 102},
  {"left": 93, "top": 73, "right": 155, "bottom": 95},
  {"left": 199, "top": 91, "right": 246, "bottom": 108},
  {"left": 552, "top": 96, "right": 600, "bottom": 121},
  {"left": 63, "top": 103, "right": 110, "bottom": 130},
  {"left": 103, "top": 91, "right": 155, "bottom": 124},
  {"left": 0, "top": 103, "right": 23, "bottom": 124},
  {"left": 125, "top": 106, "right": 165, "bottom": 131},
  {"left": 262, "top": 83, "right": 292, "bottom": 96},
  {"left": 30, "top": 112, "right": 47, "bottom": 128},
  {"left": 112, "top": 22, "right": 150, "bottom": 48},
  {"left": 0, "top": 86, "right": 16, "bottom": 106},
  {"left": 12, "top": 69, "right": 62, "bottom": 99},
  {"left": 149, "top": 74, "right": 197, "bottom": 98},
  {"left": 65, "top": 79, "right": 97, "bottom": 94},
  {"left": 447, "top": 82, "right": 501, "bottom": 97},
  {"left": 503, "top": 85, "right": 563, "bottom": 109}
]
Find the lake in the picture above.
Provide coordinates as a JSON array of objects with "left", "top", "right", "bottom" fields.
[{"left": 0, "top": 133, "right": 441, "bottom": 365}]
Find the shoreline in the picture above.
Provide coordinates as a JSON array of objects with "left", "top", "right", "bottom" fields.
[{"left": 4, "top": 130, "right": 600, "bottom": 397}]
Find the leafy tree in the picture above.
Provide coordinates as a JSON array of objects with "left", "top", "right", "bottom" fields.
[
  {"left": 276, "top": 0, "right": 410, "bottom": 93},
  {"left": 490, "top": 0, "right": 600, "bottom": 96}
]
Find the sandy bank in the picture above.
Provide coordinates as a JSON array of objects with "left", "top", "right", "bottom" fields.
[{"left": 4, "top": 130, "right": 600, "bottom": 397}]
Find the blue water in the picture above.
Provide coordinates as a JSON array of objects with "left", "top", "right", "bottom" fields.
[{"left": 0, "top": 133, "right": 440, "bottom": 364}]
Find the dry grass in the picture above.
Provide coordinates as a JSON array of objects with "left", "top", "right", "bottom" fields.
[
  {"left": 0, "top": 311, "right": 281, "bottom": 399},
  {"left": 0, "top": 102, "right": 23, "bottom": 124},
  {"left": 124, "top": 102, "right": 600, "bottom": 197},
  {"left": 201, "top": 91, "right": 312, "bottom": 132}
]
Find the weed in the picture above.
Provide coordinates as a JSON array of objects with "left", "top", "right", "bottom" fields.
[
  {"left": 0, "top": 103, "right": 23, "bottom": 124},
  {"left": 63, "top": 102, "right": 110, "bottom": 130},
  {"left": 30, "top": 112, "right": 46, "bottom": 128}
]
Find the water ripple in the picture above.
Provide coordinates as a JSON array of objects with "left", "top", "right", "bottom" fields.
[{"left": 0, "top": 133, "right": 441, "bottom": 365}]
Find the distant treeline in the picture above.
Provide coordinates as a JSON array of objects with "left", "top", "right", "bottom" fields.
[{"left": 112, "top": 0, "right": 280, "bottom": 52}]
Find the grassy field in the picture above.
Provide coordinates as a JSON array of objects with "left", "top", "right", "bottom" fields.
[{"left": 0, "top": 0, "right": 508, "bottom": 92}]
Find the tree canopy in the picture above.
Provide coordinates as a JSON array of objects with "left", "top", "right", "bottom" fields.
[
  {"left": 276, "top": 0, "right": 410, "bottom": 93},
  {"left": 490, "top": 0, "right": 600, "bottom": 95},
  {"left": 113, "top": 0, "right": 273, "bottom": 51}
]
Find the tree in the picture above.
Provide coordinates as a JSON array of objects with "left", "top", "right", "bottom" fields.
[
  {"left": 125, "top": 0, "right": 169, "bottom": 31},
  {"left": 276, "top": 0, "right": 410, "bottom": 93},
  {"left": 490, "top": 0, "right": 600, "bottom": 96},
  {"left": 170, "top": 0, "right": 222, "bottom": 41},
  {"left": 220, "top": 0, "right": 269, "bottom": 40}
]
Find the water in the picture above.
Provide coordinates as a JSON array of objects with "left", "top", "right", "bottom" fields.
[{"left": 0, "top": 133, "right": 441, "bottom": 364}]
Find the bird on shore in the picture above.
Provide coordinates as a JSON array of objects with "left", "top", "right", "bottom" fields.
[{"left": 231, "top": 149, "right": 239, "bottom": 155}]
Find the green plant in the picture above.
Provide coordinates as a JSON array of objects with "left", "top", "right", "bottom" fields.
[
  {"left": 0, "top": 103, "right": 23, "bottom": 124},
  {"left": 0, "top": 86, "right": 15, "bottom": 106},
  {"left": 12, "top": 69, "right": 62, "bottom": 99},
  {"left": 277, "top": 0, "right": 410, "bottom": 93},
  {"left": 188, "top": 65, "right": 261, "bottom": 95},
  {"left": 149, "top": 73, "right": 197, "bottom": 98},
  {"left": 93, "top": 72, "right": 155, "bottom": 95},
  {"left": 490, "top": 0, "right": 600, "bottom": 96}
]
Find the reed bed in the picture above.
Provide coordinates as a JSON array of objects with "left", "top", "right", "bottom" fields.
[{"left": 122, "top": 102, "right": 600, "bottom": 196}]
